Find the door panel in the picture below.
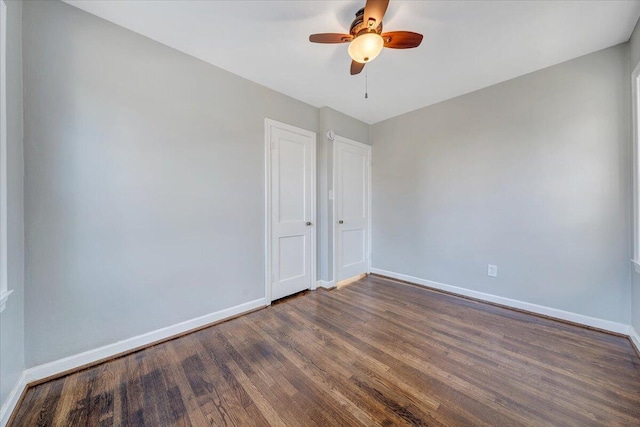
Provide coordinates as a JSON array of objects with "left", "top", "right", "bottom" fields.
[
  {"left": 342, "top": 150, "right": 366, "bottom": 218},
  {"left": 335, "top": 139, "right": 370, "bottom": 282},
  {"left": 278, "top": 138, "right": 306, "bottom": 222},
  {"left": 342, "top": 229, "right": 366, "bottom": 266},
  {"left": 278, "top": 235, "right": 306, "bottom": 281},
  {"left": 269, "top": 122, "right": 315, "bottom": 301}
]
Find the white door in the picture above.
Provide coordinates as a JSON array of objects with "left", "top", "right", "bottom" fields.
[
  {"left": 334, "top": 137, "right": 370, "bottom": 282},
  {"left": 267, "top": 119, "right": 316, "bottom": 301}
]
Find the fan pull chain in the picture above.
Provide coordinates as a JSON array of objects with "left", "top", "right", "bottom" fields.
[{"left": 365, "top": 68, "right": 368, "bottom": 99}]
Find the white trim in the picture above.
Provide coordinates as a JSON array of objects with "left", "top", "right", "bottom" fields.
[
  {"left": 632, "top": 61, "right": 640, "bottom": 266},
  {"left": 316, "top": 280, "right": 336, "bottom": 289},
  {"left": 630, "top": 326, "right": 640, "bottom": 354},
  {"left": 332, "top": 135, "right": 372, "bottom": 283},
  {"left": 0, "top": 0, "right": 8, "bottom": 308},
  {"left": 264, "top": 119, "right": 272, "bottom": 305},
  {"left": 0, "top": 288, "right": 12, "bottom": 313},
  {"left": 367, "top": 145, "right": 372, "bottom": 274},
  {"left": 370, "top": 268, "right": 630, "bottom": 335},
  {"left": 23, "top": 298, "right": 265, "bottom": 385},
  {"left": 632, "top": 259, "right": 640, "bottom": 275},
  {"left": 0, "top": 371, "right": 28, "bottom": 427}
]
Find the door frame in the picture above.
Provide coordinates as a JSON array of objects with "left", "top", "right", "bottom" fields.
[
  {"left": 332, "top": 135, "right": 372, "bottom": 284},
  {"left": 264, "top": 118, "right": 317, "bottom": 305}
]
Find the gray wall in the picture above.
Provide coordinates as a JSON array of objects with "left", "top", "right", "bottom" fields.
[
  {"left": 22, "top": 0, "right": 323, "bottom": 366},
  {"left": 371, "top": 44, "right": 632, "bottom": 324},
  {"left": 0, "top": 0, "right": 24, "bottom": 411},
  {"left": 317, "top": 107, "right": 369, "bottom": 282}
]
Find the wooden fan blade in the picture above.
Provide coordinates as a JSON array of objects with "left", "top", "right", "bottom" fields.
[
  {"left": 382, "top": 31, "right": 424, "bottom": 49},
  {"left": 351, "top": 60, "right": 365, "bottom": 75},
  {"left": 309, "top": 33, "right": 353, "bottom": 44},
  {"left": 364, "top": 0, "right": 389, "bottom": 27}
]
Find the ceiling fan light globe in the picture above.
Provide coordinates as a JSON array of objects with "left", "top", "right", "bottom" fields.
[{"left": 348, "top": 33, "right": 384, "bottom": 64}]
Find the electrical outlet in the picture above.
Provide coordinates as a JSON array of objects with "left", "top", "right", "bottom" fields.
[{"left": 488, "top": 265, "right": 498, "bottom": 277}]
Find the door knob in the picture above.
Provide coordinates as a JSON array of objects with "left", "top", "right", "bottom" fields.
[
  {"left": 338, "top": 220, "right": 344, "bottom": 224},
  {"left": 306, "top": 222, "right": 312, "bottom": 226}
]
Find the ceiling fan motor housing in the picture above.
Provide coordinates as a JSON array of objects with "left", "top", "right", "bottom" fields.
[{"left": 350, "top": 7, "right": 383, "bottom": 37}]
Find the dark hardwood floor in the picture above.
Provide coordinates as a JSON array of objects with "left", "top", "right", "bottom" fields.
[{"left": 10, "top": 275, "right": 640, "bottom": 426}]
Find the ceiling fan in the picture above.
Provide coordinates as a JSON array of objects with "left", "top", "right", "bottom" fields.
[{"left": 309, "top": 0, "right": 423, "bottom": 75}]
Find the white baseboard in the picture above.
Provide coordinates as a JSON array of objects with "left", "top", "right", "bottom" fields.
[
  {"left": 370, "top": 268, "right": 630, "bottom": 335},
  {"left": 23, "top": 298, "right": 266, "bottom": 386},
  {"left": 630, "top": 326, "right": 640, "bottom": 353},
  {"left": 0, "top": 371, "right": 28, "bottom": 427},
  {"left": 316, "top": 280, "right": 336, "bottom": 289}
]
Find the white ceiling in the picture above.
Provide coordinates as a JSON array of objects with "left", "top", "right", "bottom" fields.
[{"left": 64, "top": 0, "right": 640, "bottom": 124}]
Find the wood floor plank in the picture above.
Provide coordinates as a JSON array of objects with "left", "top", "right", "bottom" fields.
[
  {"left": 189, "top": 333, "right": 271, "bottom": 426},
  {"left": 218, "top": 325, "right": 328, "bottom": 427},
  {"left": 119, "top": 352, "right": 147, "bottom": 426},
  {"left": 50, "top": 369, "right": 83, "bottom": 426},
  {"left": 239, "top": 314, "right": 382, "bottom": 426},
  {"left": 10, "top": 275, "right": 640, "bottom": 426}
]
